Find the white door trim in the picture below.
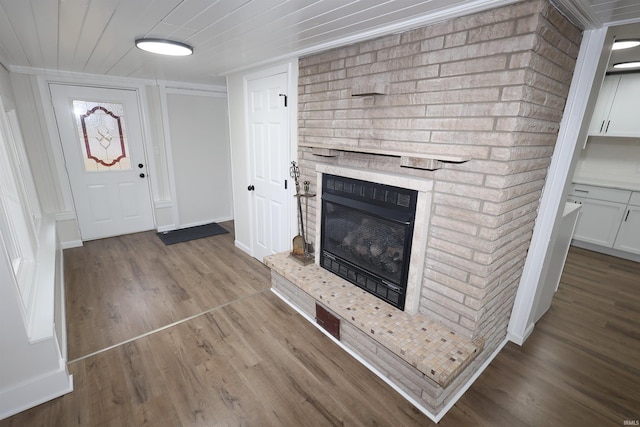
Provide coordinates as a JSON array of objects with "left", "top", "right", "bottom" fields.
[
  {"left": 242, "top": 62, "right": 298, "bottom": 259},
  {"left": 37, "top": 76, "right": 159, "bottom": 238},
  {"left": 49, "top": 84, "right": 155, "bottom": 240}
]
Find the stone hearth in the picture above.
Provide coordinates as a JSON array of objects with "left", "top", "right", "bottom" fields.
[{"left": 266, "top": 252, "right": 484, "bottom": 414}]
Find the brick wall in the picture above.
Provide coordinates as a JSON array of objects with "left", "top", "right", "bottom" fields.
[{"left": 297, "top": 0, "right": 581, "bottom": 350}]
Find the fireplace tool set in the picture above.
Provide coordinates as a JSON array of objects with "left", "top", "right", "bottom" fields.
[{"left": 289, "top": 161, "right": 315, "bottom": 265}]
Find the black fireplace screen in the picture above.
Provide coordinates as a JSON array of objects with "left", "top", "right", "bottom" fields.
[{"left": 320, "top": 174, "right": 417, "bottom": 310}]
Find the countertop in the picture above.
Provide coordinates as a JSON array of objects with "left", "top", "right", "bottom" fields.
[
  {"left": 563, "top": 201, "right": 581, "bottom": 217},
  {"left": 572, "top": 177, "right": 640, "bottom": 192}
]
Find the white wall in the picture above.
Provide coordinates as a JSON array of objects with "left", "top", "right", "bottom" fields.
[
  {"left": 8, "top": 70, "right": 234, "bottom": 241},
  {"left": 573, "top": 136, "right": 640, "bottom": 189},
  {"left": 0, "top": 64, "right": 72, "bottom": 420},
  {"left": 226, "top": 59, "right": 298, "bottom": 256},
  {"left": 10, "top": 73, "right": 70, "bottom": 216},
  {"left": 163, "top": 89, "right": 233, "bottom": 228}
]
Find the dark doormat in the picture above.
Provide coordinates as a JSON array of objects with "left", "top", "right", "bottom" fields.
[{"left": 157, "top": 222, "right": 229, "bottom": 245}]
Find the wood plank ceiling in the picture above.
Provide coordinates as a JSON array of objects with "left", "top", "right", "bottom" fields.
[{"left": 0, "top": 0, "right": 639, "bottom": 86}]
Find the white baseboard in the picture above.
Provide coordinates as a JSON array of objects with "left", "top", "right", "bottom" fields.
[
  {"left": 0, "top": 362, "right": 73, "bottom": 421},
  {"left": 158, "top": 217, "right": 234, "bottom": 234},
  {"left": 156, "top": 224, "right": 176, "bottom": 233},
  {"left": 59, "top": 240, "right": 82, "bottom": 249},
  {"left": 507, "top": 322, "right": 535, "bottom": 346},
  {"left": 234, "top": 240, "right": 251, "bottom": 255},
  {"left": 176, "top": 217, "right": 234, "bottom": 230}
]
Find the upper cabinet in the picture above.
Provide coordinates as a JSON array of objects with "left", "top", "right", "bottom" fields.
[{"left": 588, "top": 73, "right": 640, "bottom": 137}]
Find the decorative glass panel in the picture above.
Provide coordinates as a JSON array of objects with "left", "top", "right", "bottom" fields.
[{"left": 73, "top": 100, "right": 131, "bottom": 172}]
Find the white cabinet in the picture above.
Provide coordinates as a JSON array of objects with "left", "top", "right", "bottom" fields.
[
  {"left": 568, "top": 198, "right": 628, "bottom": 246},
  {"left": 568, "top": 184, "right": 630, "bottom": 247},
  {"left": 613, "top": 195, "right": 640, "bottom": 255},
  {"left": 569, "top": 185, "right": 640, "bottom": 256},
  {"left": 588, "top": 74, "right": 640, "bottom": 137},
  {"left": 588, "top": 76, "right": 618, "bottom": 135}
]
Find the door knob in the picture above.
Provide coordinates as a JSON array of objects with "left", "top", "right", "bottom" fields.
[
  {"left": 139, "top": 173, "right": 145, "bottom": 178},
  {"left": 138, "top": 163, "right": 144, "bottom": 168},
  {"left": 247, "top": 185, "right": 255, "bottom": 191}
]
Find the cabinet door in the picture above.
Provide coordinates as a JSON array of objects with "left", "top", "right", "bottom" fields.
[
  {"left": 605, "top": 74, "right": 640, "bottom": 137},
  {"left": 613, "top": 206, "right": 640, "bottom": 255},
  {"left": 570, "top": 197, "right": 627, "bottom": 247},
  {"left": 588, "top": 75, "right": 619, "bottom": 136}
]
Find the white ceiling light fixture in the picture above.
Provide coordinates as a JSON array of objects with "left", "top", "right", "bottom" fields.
[
  {"left": 612, "top": 39, "right": 640, "bottom": 50},
  {"left": 135, "top": 38, "right": 193, "bottom": 56},
  {"left": 613, "top": 61, "right": 640, "bottom": 69}
]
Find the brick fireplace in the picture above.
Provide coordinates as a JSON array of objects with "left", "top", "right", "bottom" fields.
[{"left": 267, "top": 0, "right": 581, "bottom": 419}]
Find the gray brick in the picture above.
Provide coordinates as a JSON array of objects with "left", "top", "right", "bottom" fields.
[{"left": 297, "top": 0, "right": 578, "bottom": 347}]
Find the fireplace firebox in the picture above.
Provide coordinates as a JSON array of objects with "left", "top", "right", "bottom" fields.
[{"left": 320, "top": 174, "right": 417, "bottom": 310}]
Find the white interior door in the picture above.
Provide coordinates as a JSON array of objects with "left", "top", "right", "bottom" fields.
[
  {"left": 50, "top": 84, "right": 154, "bottom": 241},
  {"left": 247, "top": 73, "right": 290, "bottom": 262}
]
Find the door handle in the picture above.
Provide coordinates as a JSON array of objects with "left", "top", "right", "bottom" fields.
[
  {"left": 139, "top": 173, "right": 145, "bottom": 178},
  {"left": 248, "top": 185, "right": 255, "bottom": 191},
  {"left": 138, "top": 163, "right": 144, "bottom": 168}
]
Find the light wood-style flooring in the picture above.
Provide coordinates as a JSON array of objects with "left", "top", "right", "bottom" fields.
[{"left": 1, "top": 223, "right": 638, "bottom": 426}]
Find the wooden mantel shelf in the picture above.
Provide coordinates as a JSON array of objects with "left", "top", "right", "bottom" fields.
[{"left": 300, "top": 143, "right": 471, "bottom": 171}]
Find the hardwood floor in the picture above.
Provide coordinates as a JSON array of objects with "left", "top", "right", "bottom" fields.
[
  {"left": 1, "top": 228, "right": 638, "bottom": 426},
  {"left": 63, "top": 222, "right": 269, "bottom": 360}
]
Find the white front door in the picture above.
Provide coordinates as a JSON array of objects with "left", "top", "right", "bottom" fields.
[
  {"left": 247, "top": 73, "right": 290, "bottom": 261},
  {"left": 50, "top": 84, "right": 154, "bottom": 240}
]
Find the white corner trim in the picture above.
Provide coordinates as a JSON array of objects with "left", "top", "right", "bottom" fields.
[
  {"left": 506, "top": 323, "right": 535, "bottom": 346},
  {"left": 551, "top": 0, "right": 602, "bottom": 29},
  {"left": 507, "top": 28, "right": 608, "bottom": 345},
  {"left": 10, "top": 66, "right": 227, "bottom": 92},
  {"left": 159, "top": 83, "right": 227, "bottom": 95},
  {"left": 27, "top": 215, "right": 57, "bottom": 343},
  {"left": 157, "top": 85, "right": 181, "bottom": 229}
]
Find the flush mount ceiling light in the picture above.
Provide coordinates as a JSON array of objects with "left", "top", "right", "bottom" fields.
[
  {"left": 135, "top": 38, "right": 193, "bottom": 56},
  {"left": 613, "top": 61, "right": 640, "bottom": 69},
  {"left": 612, "top": 39, "right": 640, "bottom": 50}
]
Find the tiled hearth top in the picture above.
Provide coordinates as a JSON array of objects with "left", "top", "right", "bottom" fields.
[{"left": 265, "top": 252, "right": 484, "bottom": 388}]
